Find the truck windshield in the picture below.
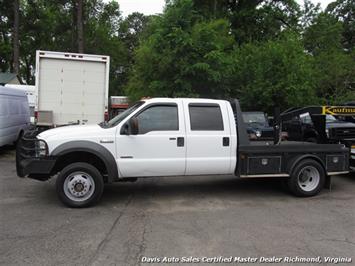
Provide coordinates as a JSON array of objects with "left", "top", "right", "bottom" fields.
[
  {"left": 101, "top": 101, "right": 144, "bottom": 128},
  {"left": 326, "top": 115, "right": 337, "bottom": 123},
  {"left": 242, "top": 113, "right": 268, "bottom": 125}
]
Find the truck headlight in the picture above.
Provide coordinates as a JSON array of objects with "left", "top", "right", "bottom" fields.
[
  {"left": 35, "top": 140, "right": 48, "bottom": 157},
  {"left": 325, "top": 129, "right": 330, "bottom": 138},
  {"left": 255, "top": 130, "right": 262, "bottom": 138}
]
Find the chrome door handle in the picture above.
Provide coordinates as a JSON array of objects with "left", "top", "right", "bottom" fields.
[{"left": 100, "top": 139, "right": 114, "bottom": 143}]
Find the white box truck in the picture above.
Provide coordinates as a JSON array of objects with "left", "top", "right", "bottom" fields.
[{"left": 35, "top": 50, "right": 110, "bottom": 127}]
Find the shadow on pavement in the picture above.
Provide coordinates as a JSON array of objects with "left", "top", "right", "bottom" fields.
[
  {"left": 0, "top": 145, "right": 16, "bottom": 158},
  {"left": 100, "top": 176, "right": 289, "bottom": 206}
]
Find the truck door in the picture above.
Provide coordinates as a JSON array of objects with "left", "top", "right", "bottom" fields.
[
  {"left": 286, "top": 116, "right": 304, "bottom": 141},
  {"left": 116, "top": 101, "right": 186, "bottom": 177},
  {"left": 183, "top": 101, "right": 233, "bottom": 175}
]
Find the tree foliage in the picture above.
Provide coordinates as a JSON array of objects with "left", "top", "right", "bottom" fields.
[
  {"left": 0, "top": 0, "right": 354, "bottom": 110},
  {"left": 126, "top": 0, "right": 354, "bottom": 109},
  {"left": 125, "top": 0, "right": 234, "bottom": 100},
  {"left": 230, "top": 32, "right": 318, "bottom": 111}
]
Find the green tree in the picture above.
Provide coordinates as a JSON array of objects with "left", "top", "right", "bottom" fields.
[
  {"left": 119, "top": 12, "right": 150, "bottom": 54},
  {"left": 125, "top": 0, "right": 235, "bottom": 100},
  {"left": 304, "top": 11, "right": 354, "bottom": 104},
  {"left": 300, "top": 0, "right": 321, "bottom": 29},
  {"left": 0, "top": 0, "right": 14, "bottom": 72},
  {"left": 326, "top": 0, "right": 355, "bottom": 51},
  {"left": 1, "top": 0, "right": 130, "bottom": 90},
  {"left": 230, "top": 32, "right": 317, "bottom": 112},
  {"left": 227, "top": 0, "right": 301, "bottom": 44},
  {"left": 19, "top": 0, "right": 74, "bottom": 83}
]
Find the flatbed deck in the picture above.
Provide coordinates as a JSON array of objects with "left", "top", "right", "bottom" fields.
[{"left": 237, "top": 141, "right": 349, "bottom": 177}]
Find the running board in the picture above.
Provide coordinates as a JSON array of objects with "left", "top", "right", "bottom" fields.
[
  {"left": 240, "top": 173, "right": 289, "bottom": 178},
  {"left": 327, "top": 171, "right": 349, "bottom": 176}
]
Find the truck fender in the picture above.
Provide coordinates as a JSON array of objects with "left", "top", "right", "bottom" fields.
[
  {"left": 286, "top": 154, "right": 326, "bottom": 175},
  {"left": 51, "top": 141, "right": 119, "bottom": 182}
]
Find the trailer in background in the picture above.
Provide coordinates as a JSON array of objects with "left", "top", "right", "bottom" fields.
[
  {"left": 109, "top": 96, "right": 129, "bottom": 119},
  {"left": 35, "top": 50, "right": 110, "bottom": 127}
]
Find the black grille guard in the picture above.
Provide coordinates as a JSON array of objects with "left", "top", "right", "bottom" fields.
[{"left": 16, "top": 128, "right": 49, "bottom": 177}]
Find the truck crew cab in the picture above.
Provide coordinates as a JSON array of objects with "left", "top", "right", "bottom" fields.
[{"left": 17, "top": 98, "right": 350, "bottom": 207}]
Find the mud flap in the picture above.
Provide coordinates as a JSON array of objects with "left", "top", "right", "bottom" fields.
[{"left": 324, "top": 175, "right": 332, "bottom": 191}]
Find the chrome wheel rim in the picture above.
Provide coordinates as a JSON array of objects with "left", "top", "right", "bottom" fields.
[
  {"left": 297, "top": 166, "right": 320, "bottom": 192},
  {"left": 64, "top": 171, "right": 95, "bottom": 202}
]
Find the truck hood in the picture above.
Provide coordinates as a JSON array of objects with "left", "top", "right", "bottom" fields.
[
  {"left": 37, "top": 124, "right": 103, "bottom": 141},
  {"left": 326, "top": 121, "right": 355, "bottom": 128},
  {"left": 246, "top": 125, "right": 273, "bottom": 132}
]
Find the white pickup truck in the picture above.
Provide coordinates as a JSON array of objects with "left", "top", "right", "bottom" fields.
[{"left": 17, "top": 98, "right": 350, "bottom": 207}]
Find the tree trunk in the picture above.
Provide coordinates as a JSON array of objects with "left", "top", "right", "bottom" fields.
[
  {"left": 213, "top": 0, "right": 217, "bottom": 17},
  {"left": 77, "top": 0, "right": 84, "bottom": 53},
  {"left": 13, "top": 0, "right": 20, "bottom": 74}
]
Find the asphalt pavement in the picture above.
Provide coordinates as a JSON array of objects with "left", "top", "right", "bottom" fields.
[{"left": 0, "top": 146, "right": 354, "bottom": 266}]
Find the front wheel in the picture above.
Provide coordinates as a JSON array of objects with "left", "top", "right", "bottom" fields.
[
  {"left": 56, "top": 162, "right": 104, "bottom": 208},
  {"left": 287, "top": 159, "right": 325, "bottom": 197}
]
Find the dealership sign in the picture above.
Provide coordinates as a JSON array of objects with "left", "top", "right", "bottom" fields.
[{"left": 322, "top": 106, "right": 355, "bottom": 116}]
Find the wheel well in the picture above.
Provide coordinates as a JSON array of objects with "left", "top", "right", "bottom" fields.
[
  {"left": 52, "top": 152, "right": 108, "bottom": 181},
  {"left": 14, "top": 130, "right": 24, "bottom": 145},
  {"left": 290, "top": 155, "right": 326, "bottom": 175}
]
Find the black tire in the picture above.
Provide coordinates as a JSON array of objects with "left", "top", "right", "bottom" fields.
[
  {"left": 287, "top": 159, "right": 325, "bottom": 197},
  {"left": 56, "top": 162, "right": 104, "bottom": 208},
  {"left": 14, "top": 130, "right": 24, "bottom": 145}
]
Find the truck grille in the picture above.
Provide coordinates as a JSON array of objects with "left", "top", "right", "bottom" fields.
[
  {"left": 261, "top": 130, "right": 274, "bottom": 138},
  {"left": 331, "top": 128, "right": 355, "bottom": 140},
  {"left": 16, "top": 129, "right": 39, "bottom": 158}
]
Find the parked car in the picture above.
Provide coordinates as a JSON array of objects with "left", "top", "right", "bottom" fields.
[
  {"left": 338, "top": 101, "right": 355, "bottom": 123},
  {"left": 242, "top": 111, "right": 274, "bottom": 140},
  {"left": 283, "top": 113, "right": 355, "bottom": 143},
  {"left": 5, "top": 84, "right": 36, "bottom": 123},
  {"left": 0, "top": 86, "right": 30, "bottom": 147}
]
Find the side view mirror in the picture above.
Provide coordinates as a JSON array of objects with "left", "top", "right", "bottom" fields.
[
  {"left": 129, "top": 117, "right": 139, "bottom": 135},
  {"left": 120, "top": 118, "right": 139, "bottom": 135},
  {"left": 120, "top": 123, "right": 130, "bottom": 135}
]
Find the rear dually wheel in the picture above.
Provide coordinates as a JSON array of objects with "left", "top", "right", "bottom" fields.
[{"left": 287, "top": 159, "right": 325, "bottom": 197}]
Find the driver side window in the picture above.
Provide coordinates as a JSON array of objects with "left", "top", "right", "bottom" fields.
[{"left": 135, "top": 105, "right": 178, "bottom": 134}]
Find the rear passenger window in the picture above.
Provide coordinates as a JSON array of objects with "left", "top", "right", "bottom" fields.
[{"left": 189, "top": 104, "right": 224, "bottom": 131}]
